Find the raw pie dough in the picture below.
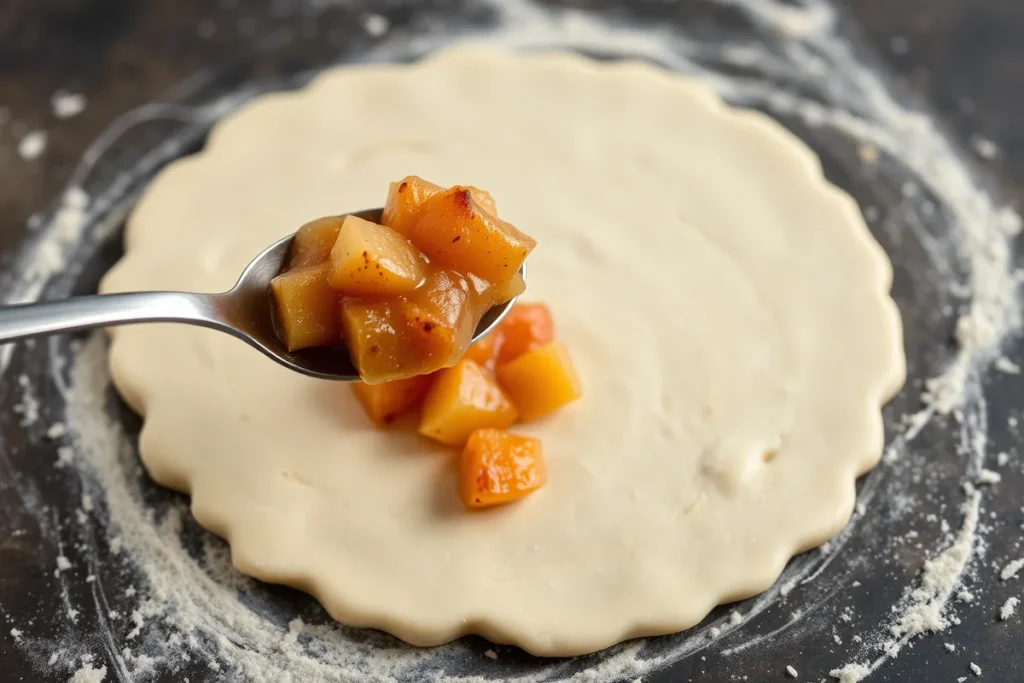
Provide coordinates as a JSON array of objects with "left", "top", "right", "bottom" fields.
[{"left": 100, "top": 48, "right": 905, "bottom": 656}]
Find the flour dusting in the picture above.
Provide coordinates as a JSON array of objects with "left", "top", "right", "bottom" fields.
[{"left": 998, "top": 597, "right": 1018, "bottom": 621}]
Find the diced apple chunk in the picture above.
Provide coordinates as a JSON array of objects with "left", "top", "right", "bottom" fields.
[
  {"left": 418, "top": 360, "right": 518, "bottom": 446},
  {"left": 464, "top": 186, "right": 498, "bottom": 216},
  {"left": 328, "top": 215, "right": 427, "bottom": 296},
  {"left": 340, "top": 271, "right": 475, "bottom": 383},
  {"left": 463, "top": 301, "right": 550, "bottom": 372},
  {"left": 351, "top": 374, "right": 436, "bottom": 426},
  {"left": 490, "top": 270, "right": 526, "bottom": 305},
  {"left": 494, "top": 302, "right": 554, "bottom": 365},
  {"left": 288, "top": 216, "right": 345, "bottom": 268},
  {"left": 339, "top": 298, "right": 406, "bottom": 383},
  {"left": 382, "top": 176, "right": 500, "bottom": 237},
  {"left": 270, "top": 262, "right": 339, "bottom": 351},
  {"left": 382, "top": 176, "right": 444, "bottom": 236},
  {"left": 459, "top": 429, "right": 546, "bottom": 509},
  {"left": 405, "top": 187, "right": 536, "bottom": 285},
  {"left": 496, "top": 342, "right": 581, "bottom": 420},
  {"left": 463, "top": 329, "right": 503, "bottom": 373}
]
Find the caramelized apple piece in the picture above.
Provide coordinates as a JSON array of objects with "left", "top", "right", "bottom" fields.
[
  {"left": 463, "top": 300, "right": 549, "bottom": 371},
  {"left": 490, "top": 270, "right": 526, "bottom": 305},
  {"left": 382, "top": 176, "right": 500, "bottom": 238},
  {"left": 496, "top": 342, "right": 581, "bottom": 420},
  {"left": 494, "top": 302, "right": 554, "bottom": 365},
  {"left": 463, "top": 329, "right": 503, "bottom": 373},
  {"left": 339, "top": 298, "right": 406, "bottom": 383},
  {"left": 399, "top": 268, "right": 480, "bottom": 368},
  {"left": 464, "top": 186, "right": 497, "bottom": 216},
  {"left": 381, "top": 176, "right": 444, "bottom": 236},
  {"left": 340, "top": 270, "right": 479, "bottom": 383},
  {"left": 288, "top": 216, "right": 345, "bottom": 268},
  {"left": 406, "top": 187, "right": 536, "bottom": 284},
  {"left": 459, "top": 429, "right": 546, "bottom": 509},
  {"left": 270, "top": 262, "right": 339, "bottom": 350},
  {"left": 351, "top": 374, "right": 435, "bottom": 426},
  {"left": 418, "top": 360, "right": 518, "bottom": 446},
  {"left": 328, "top": 215, "right": 427, "bottom": 296}
]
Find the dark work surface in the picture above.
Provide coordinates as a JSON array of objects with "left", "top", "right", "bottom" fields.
[{"left": 0, "top": 1, "right": 1023, "bottom": 682}]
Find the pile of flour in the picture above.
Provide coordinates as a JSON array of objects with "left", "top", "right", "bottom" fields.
[{"left": 1, "top": 0, "right": 1020, "bottom": 681}]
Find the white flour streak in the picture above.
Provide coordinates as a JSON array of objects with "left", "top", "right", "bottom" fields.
[
  {"left": 18, "top": 130, "right": 47, "bottom": 160},
  {"left": 2, "top": 0, "right": 1019, "bottom": 681},
  {"left": 52, "top": 91, "right": 88, "bottom": 119},
  {"left": 1000, "top": 558, "right": 1024, "bottom": 581}
]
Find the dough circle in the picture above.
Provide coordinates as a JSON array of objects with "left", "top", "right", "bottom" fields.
[{"left": 100, "top": 48, "right": 905, "bottom": 656}]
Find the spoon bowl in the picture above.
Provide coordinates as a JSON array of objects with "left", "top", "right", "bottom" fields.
[{"left": 0, "top": 208, "right": 523, "bottom": 381}]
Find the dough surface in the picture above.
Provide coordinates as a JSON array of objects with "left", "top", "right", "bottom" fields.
[{"left": 100, "top": 48, "right": 905, "bottom": 656}]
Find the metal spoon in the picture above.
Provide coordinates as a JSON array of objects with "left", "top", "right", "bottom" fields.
[{"left": 0, "top": 208, "right": 522, "bottom": 381}]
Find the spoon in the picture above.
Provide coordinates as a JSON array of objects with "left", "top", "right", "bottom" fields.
[{"left": 0, "top": 208, "right": 522, "bottom": 381}]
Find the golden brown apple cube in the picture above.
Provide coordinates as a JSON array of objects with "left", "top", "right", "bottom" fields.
[
  {"left": 381, "top": 176, "right": 444, "bottom": 236},
  {"left": 496, "top": 342, "right": 581, "bottom": 420},
  {"left": 418, "top": 360, "right": 519, "bottom": 446},
  {"left": 327, "top": 215, "right": 427, "bottom": 296},
  {"left": 351, "top": 374, "right": 436, "bottom": 426},
  {"left": 382, "top": 176, "right": 500, "bottom": 237},
  {"left": 405, "top": 187, "right": 536, "bottom": 284},
  {"left": 288, "top": 216, "right": 345, "bottom": 268},
  {"left": 270, "top": 262, "right": 339, "bottom": 350}
]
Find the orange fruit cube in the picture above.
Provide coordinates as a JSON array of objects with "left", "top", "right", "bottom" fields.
[
  {"left": 494, "top": 302, "right": 554, "bottom": 365},
  {"left": 496, "top": 342, "right": 581, "bottom": 420},
  {"left": 418, "top": 359, "right": 518, "bottom": 446},
  {"left": 351, "top": 374, "right": 436, "bottom": 426},
  {"left": 458, "top": 429, "right": 546, "bottom": 509}
]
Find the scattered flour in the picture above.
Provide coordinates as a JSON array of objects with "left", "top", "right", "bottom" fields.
[
  {"left": 976, "top": 470, "right": 1001, "bottom": 485},
  {"left": 14, "top": 374, "right": 40, "bottom": 426},
  {"left": 830, "top": 663, "right": 871, "bottom": 683},
  {"left": 998, "top": 597, "right": 1018, "bottom": 620},
  {"left": 18, "top": 130, "right": 47, "bottom": 160},
  {"left": 69, "top": 663, "right": 106, "bottom": 683},
  {"left": 52, "top": 91, "right": 87, "bottom": 119},
  {"left": 884, "top": 492, "right": 980, "bottom": 655},
  {"left": 55, "top": 446, "right": 75, "bottom": 468},
  {"left": 993, "top": 357, "right": 1020, "bottom": 374},
  {"left": 971, "top": 136, "right": 999, "bottom": 160},
  {"left": 1000, "top": 558, "right": 1024, "bottom": 581},
  {"left": 362, "top": 13, "right": 390, "bottom": 37}
]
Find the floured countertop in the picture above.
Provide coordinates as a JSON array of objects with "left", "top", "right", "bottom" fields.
[{"left": 0, "top": 1, "right": 1022, "bottom": 682}]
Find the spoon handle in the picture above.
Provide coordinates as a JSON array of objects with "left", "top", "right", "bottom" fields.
[{"left": 0, "top": 291, "right": 226, "bottom": 344}]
